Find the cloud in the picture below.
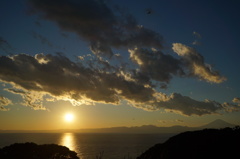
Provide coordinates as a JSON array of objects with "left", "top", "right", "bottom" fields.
[
  {"left": 192, "top": 40, "right": 201, "bottom": 46},
  {"left": 0, "top": 53, "right": 155, "bottom": 107},
  {"left": 233, "top": 97, "right": 240, "bottom": 105},
  {"left": 32, "top": 32, "right": 53, "bottom": 47},
  {"left": 172, "top": 43, "right": 226, "bottom": 83},
  {"left": 128, "top": 45, "right": 226, "bottom": 85},
  {"left": 158, "top": 120, "right": 167, "bottom": 123},
  {"left": 193, "top": 31, "right": 201, "bottom": 38},
  {"left": 0, "top": 53, "right": 236, "bottom": 115},
  {"left": 160, "top": 93, "right": 224, "bottom": 116},
  {"left": 6, "top": 88, "right": 46, "bottom": 110},
  {"left": 0, "top": 37, "right": 14, "bottom": 54},
  {"left": 28, "top": 0, "right": 163, "bottom": 57},
  {"left": 192, "top": 32, "right": 201, "bottom": 45},
  {"left": 0, "top": 96, "right": 12, "bottom": 111},
  {"left": 132, "top": 92, "right": 227, "bottom": 116},
  {"left": 129, "top": 48, "right": 184, "bottom": 84},
  {"left": 176, "top": 119, "right": 184, "bottom": 123}
]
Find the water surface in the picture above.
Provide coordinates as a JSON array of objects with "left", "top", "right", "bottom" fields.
[{"left": 0, "top": 133, "right": 173, "bottom": 159}]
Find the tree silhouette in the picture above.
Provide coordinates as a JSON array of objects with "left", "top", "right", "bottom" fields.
[{"left": 0, "top": 142, "right": 79, "bottom": 159}]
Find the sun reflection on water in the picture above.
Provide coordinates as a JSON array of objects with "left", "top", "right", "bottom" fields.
[{"left": 60, "top": 133, "right": 76, "bottom": 152}]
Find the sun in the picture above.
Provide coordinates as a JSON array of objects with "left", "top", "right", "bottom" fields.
[{"left": 64, "top": 113, "right": 74, "bottom": 122}]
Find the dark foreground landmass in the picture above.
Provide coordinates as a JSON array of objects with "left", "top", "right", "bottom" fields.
[
  {"left": 0, "top": 142, "right": 79, "bottom": 159},
  {"left": 137, "top": 126, "right": 240, "bottom": 159},
  {"left": 1, "top": 127, "right": 239, "bottom": 159}
]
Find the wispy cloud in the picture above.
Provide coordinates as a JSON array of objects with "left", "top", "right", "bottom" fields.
[
  {"left": 192, "top": 40, "right": 201, "bottom": 46},
  {"left": 6, "top": 88, "right": 46, "bottom": 110},
  {"left": 0, "top": 37, "right": 14, "bottom": 55},
  {"left": 193, "top": 31, "right": 201, "bottom": 39},
  {"left": 0, "top": 96, "right": 12, "bottom": 111},
  {"left": 172, "top": 43, "right": 226, "bottom": 83},
  {"left": 32, "top": 32, "right": 53, "bottom": 47},
  {"left": 176, "top": 119, "right": 184, "bottom": 123}
]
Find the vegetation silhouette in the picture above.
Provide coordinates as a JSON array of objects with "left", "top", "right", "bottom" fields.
[
  {"left": 0, "top": 142, "right": 79, "bottom": 159},
  {"left": 137, "top": 126, "right": 240, "bottom": 159}
]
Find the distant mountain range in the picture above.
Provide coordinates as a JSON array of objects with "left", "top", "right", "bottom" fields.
[
  {"left": 76, "top": 119, "right": 235, "bottom": 134},
  {"left": 0, "top": 119, "right": 236, "bottom": 133}
]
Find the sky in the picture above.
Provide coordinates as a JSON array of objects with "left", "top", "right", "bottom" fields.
[{"left": 0, "top": 0, "right": 240, "bottom": 130}]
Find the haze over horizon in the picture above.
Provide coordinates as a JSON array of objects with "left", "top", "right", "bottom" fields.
[{"left": 0, "top": 0, "right": 240, "bottom": 130}]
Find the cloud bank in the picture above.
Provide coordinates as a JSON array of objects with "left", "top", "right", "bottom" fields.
[{"left": 0, "top": 53, "right": 238, "bottom": 115}]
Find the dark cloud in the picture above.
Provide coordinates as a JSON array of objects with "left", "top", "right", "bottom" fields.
[
  {"left": 130, "top": 92, "right": 226, "bottom": 116},
  {"left": 129, "top": 48, "right": 184, "bottom": 84},
  {"left": 28, "top": 0, "right": 163, "bottom": 57},
  {"left": 158, "top": 93, "right": 223, "bottom": 116},
  {"left": 0, "top": 96, "right": 12, "bottom": 111},
  {"left": 0, "top": 53, "right": 237, "bottom": 115},
  {"left": 0, "top": 54, "right": 154, "bottom": 108}
]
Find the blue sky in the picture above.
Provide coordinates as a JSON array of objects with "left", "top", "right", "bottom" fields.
[{"left": 0, "top": 0, "right": 240, "bottom": 130}]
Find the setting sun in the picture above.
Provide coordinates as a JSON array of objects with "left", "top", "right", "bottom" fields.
[{"left": 64, "top": 113, "right": 74, "bottom": 122}]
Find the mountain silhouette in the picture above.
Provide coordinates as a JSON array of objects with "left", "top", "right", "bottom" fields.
[
  {"left": 200, "top": 119, "right": 235, "bottom": 129},
  {"left": 137, "top": 127, "right": 240, "bottom": 159}
]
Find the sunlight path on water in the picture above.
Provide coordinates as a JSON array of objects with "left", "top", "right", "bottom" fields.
[{"left": 60, "top": 133, "right": 77, "bottom": 153}]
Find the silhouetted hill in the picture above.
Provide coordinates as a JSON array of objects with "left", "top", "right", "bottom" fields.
[
  {"left": 0, "top": 142, "right": 79, "bottom": 159},
  {"left": 137, "top": 127, "right": 240, "bottom": 159}
]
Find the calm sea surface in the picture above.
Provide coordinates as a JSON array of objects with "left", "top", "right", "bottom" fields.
[{"left": 0, "top": 133, "right": 173, "bottom": 159}]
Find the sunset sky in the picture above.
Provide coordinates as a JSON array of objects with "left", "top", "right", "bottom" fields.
[{"left": 0, "top": 0, "right": 240, "bottom": 130}]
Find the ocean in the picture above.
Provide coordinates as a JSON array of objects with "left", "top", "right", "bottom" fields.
[{"left": 0, "top": 133, "right": 173, "bottom": 159}]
